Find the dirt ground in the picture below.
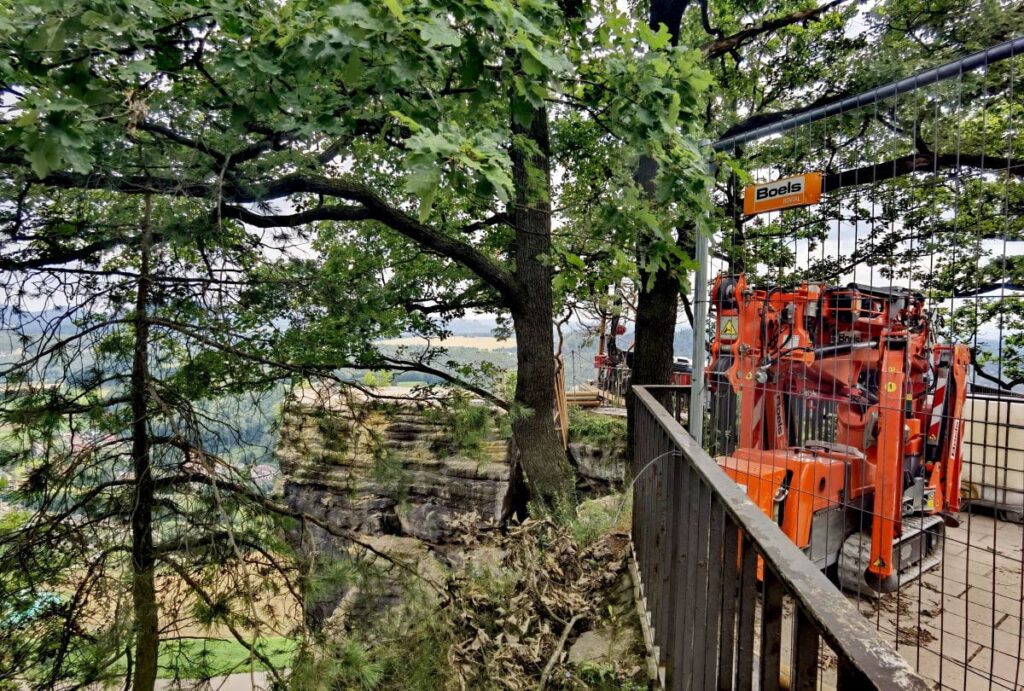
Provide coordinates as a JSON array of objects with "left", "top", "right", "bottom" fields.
[{"left": 745, "top": 510, "right": 1023, "bottom": 691}]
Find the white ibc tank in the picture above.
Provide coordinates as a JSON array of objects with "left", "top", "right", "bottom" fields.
[{"left": 961, "top": 394, "right": 1024, "bottom": 513}]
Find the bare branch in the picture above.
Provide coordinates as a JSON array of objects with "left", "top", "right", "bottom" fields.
[
  {"left": 821, "top": 151, "right": 1024, "bottom": 193},
  {"left": 380, "top": 355, "right": 509, "bottom": 410},
  {"left": 137, "top": 122, "right": 227, "bottom": 165}
]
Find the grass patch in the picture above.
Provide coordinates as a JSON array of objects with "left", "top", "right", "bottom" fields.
[
  {"left": 568, "top": 407, "right": 626, "bottom": 449},
  {"left": 571, "top": 493, "right": 631, "bottom": 547},
  {"left": 113, "top": 637, "right": 297, "bottom": 679}
]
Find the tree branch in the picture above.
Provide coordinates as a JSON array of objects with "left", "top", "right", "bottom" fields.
[
  {"left": 151, "top": 466, "right": 447, "bottom": 596},
  {"left": 696, "top": 0, "right": 725, "bottom": 40},
  {"left": 218, "top": 203, "right": 372, "bottom": 227},
  {"left": 460, "top": 212, "right": 511, "bottom": 234},
  {"left": 718, "top": 91, "right": 852, "bottom": 143},
  {"left": 157, "top": 556, "right": 287, "bottom": 687},
  {"left": 703, "top": 0, "right": 852, "bottom": 59},
  {"left": 137, "top": 122, "right": 227, "bottom": 165},
  {"left": 380, "top": 355, "right": 509, "bottom": 410},
  {"left": 402, "top": 298, "right": 500, "bottom": 315},
  {"left": 248, "top": 176, "right": 520, "bottom": 303},
  {"left": 821, "top": 151, "right": 1024, "bottom": 192},
  {"left": 0, "top": 237, "right": 133, "bottom": 271},
  {"left": 1, "top": 156, "right": 521, "bottom": 305},
  {"left": 951, "top": 282, "right": 1024, "bottom": 297},
  {"left": 969, "top": 347, "right": 1024, "bottom": 391}
]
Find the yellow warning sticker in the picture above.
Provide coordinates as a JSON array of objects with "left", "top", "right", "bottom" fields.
[
  {"left": 721, "top": 316, "right": 738, "bottom": 340},
  {"left": 886, "top": 382, "right": 897, "bottom": 393}
]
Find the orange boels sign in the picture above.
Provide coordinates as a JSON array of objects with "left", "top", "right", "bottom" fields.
[{"left": 743, "top": 172, "right": 822, "bottom": 216}]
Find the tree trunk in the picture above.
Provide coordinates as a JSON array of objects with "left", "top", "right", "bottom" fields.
[
  {"left": 627, "top": 0, "right": 692, "bottom": 453},
  {"left": 510, "top": 104, "right": 577, "bottom": 510},
  {"left": 726, "top": 170, "right": 746, "bottom": 272},
  {"left": 627, "top": 254, "right": 682, "bottom": 449},
  {"left": 631, "top": 270, "right": 681, "bottom": 390},
  {"left": 130, "top": 196, "right": 158, "bottom": 691}
]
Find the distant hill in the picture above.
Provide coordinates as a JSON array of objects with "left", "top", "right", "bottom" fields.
[{"left": 445, "top": 317, "right": 503, "bottom": 337}]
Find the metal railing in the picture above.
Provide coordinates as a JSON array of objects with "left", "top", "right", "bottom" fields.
[
  {"left": 631, "top": 385, "right": 930, "bottom": 690},
  {"left": 678, "top": 35, "right": 1024, "bottom": 690}
]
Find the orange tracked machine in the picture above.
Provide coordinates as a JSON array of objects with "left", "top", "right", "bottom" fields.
[{"left": 708, "top": 274, "right": 970, "bottom": 594}]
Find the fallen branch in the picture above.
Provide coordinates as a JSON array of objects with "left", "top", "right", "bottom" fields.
[{"left": 538, "top": 613, "right": 583, "bottom": 690}]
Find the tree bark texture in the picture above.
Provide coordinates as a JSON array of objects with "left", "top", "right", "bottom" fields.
[
  {"left": 510, "top": 105, "right": 577, "bottom": 509},
  {"left": 628, "top": 157, "right": 686, "bottom": 456},
  {"left": 130, "top": 196, "right": 158, "bottom": 691}
]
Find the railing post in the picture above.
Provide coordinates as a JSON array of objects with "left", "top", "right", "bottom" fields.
[
  {"left": 791, "top": 607, "right": 820, "bottom": 691},
  {"left": 759, "top": 568, "right": 784, "bottom": 691}
]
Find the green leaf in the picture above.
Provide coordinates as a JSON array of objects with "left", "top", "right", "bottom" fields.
[
  {"left": 328, "top": 3, "right": 379, "bottom": 30},
  {"left": 341, "top": 51, "right": 362, "bottom": 83},
  {"left": 521, "top": 52, "right": 545, "bottom": 76},
  {"left": 79, "top": 11, "right": 108, "bottom": 28},
  {"left": 480, "top": 163, "right": 512, "bottom": 203},
  {"left": 390, "top": 110, "right": 422, "bottom": 132},
  {"left": 405, "top": 167, "right": 441, "bottom": 221},
  {"left": 460, "top": 37, "right": 484, "bottom": 85},
  {"left": 382, "top": 0, "right": 405, "bottom": 22},
  {"left": 229, "top": 106, "right": 251, "bottom": 131},
  {"left": 637, "top": 23, "right": 671, "bottom": 50},
  {"left": 25, "top": 138, "right": 60, "bottom": 177},
  {"left": 419, "top": 16, "right": 460, "bottom": 48},
  {"left": 26, "top": 19, "right": 65, "bottom": 53},
  {"left": 510, "top": 95, "right": 534, "bottom": 128}
]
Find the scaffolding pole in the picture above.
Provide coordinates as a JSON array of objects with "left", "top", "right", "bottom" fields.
[{"left": 713, "top": 36, "right": 1024, "bottom": 152}]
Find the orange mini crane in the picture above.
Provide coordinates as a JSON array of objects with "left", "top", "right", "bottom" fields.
[{"left": 708, "top": 274, "right": 970, "bottom": 594}]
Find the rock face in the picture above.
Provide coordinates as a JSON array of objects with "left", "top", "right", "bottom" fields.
[
  {"left": 277, "top": 387, "right": 513, "bottom": 545},
  {"left": 569, "top": 442, "right": 625, "bottom": 485},
  {"left": 277, "top": 387, "right": 515, "bottom": 626}
]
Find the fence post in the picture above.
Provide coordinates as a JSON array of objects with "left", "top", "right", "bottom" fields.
[{"left": 689, "top": 144, "right": 712, "bottom": 445}]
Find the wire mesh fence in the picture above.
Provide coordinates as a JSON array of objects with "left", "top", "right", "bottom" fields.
[{"left": 700, "top": 38, "right": 1024, "bottom": 690}]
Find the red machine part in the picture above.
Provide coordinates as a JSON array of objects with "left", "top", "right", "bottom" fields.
[{"left": 707, "top": 274, "right": 970, "bottom": 591}]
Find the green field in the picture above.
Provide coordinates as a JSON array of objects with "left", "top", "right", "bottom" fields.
[{"left": 113, "top": 636, "right": 297, "bottom": 679}]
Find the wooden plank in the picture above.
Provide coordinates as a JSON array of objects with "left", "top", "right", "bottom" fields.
[
  {"left": 703, "top": 497, "right": 727, "bottom": 687},
  {"left": 691, "top": 479, "right": 714, "bottom": 691},
  {"left": 736, "top": 538, "right": 758, "bottom": 690},
  {"left": 837, "top": 658, "right": 872, "bottom": 690},
  {"left": 679, "top": 467, "right": 702, "bottom": 686},
  {"left": 656, "top": 429, "right": 676, "bottom": 665},
  {"left": 668, "top": 445, "right": 694, "bottom": 689}
]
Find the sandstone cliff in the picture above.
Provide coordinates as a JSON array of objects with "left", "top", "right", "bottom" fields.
[{"left": 277, "top": 386, "right": 513, "bottom": 545}]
